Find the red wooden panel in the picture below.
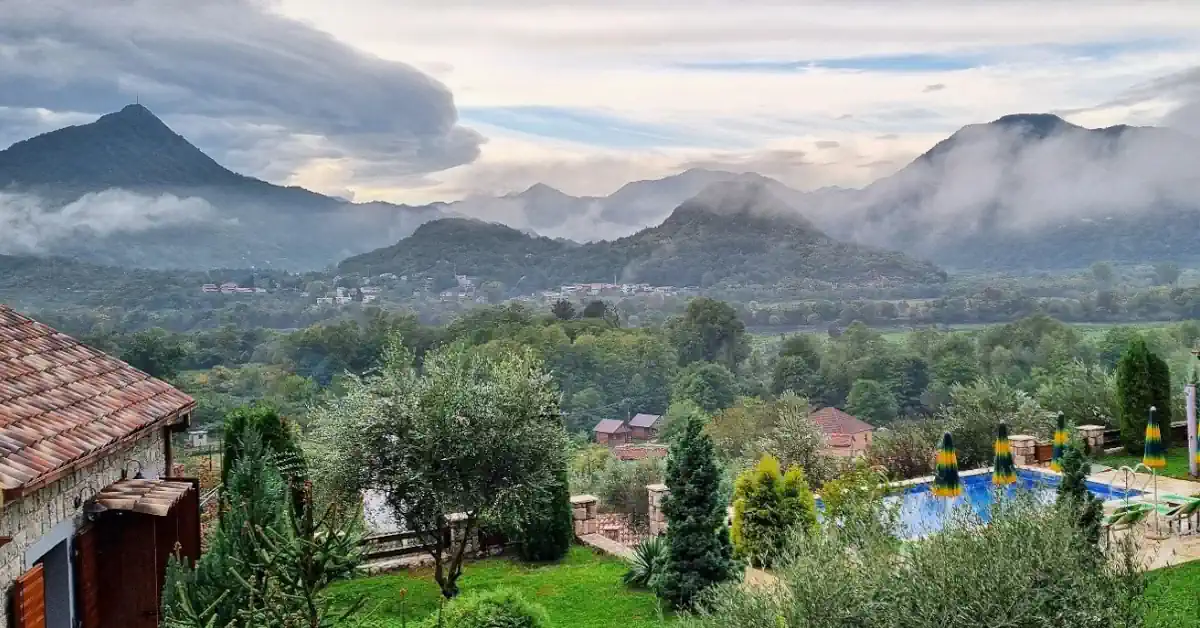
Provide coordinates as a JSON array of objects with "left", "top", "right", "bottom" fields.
[
  {"left": 164, "top": 477, "right": 201, "bottom": 563},
  {"left": 12, "top": 563, "right": 46, "bottom": 628},
  {"left": 74, "top": 525, "right": 102, "bottom": 628}
]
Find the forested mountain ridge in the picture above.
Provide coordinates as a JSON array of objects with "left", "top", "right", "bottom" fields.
[{"left": 339, "top": 180, "right": 947, "bottom": 290}]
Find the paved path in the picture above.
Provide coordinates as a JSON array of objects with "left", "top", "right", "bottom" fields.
[{"left": 579, "top": 534, "right": 636, "bottom": 559}]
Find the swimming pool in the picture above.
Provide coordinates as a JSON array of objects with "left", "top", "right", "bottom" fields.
[{"left": 881, "top": 469, "right": 1142, "bottom": 538}]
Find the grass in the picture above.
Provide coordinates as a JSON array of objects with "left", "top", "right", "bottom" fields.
[
  {"left": 326, "top": 547, "right": 669, "bottom": 628},
  {"left": 1145, "top": 561, "right": 1200, "bottom": 627},
  {"left": 750, "top": 320, "right": 1175, "bottom": 345},
  {"left": 1100, "top": 447, "right": 1197, "bottom": 482}
]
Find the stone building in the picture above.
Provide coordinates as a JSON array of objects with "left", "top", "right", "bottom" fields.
[{"left": 0, "top": 305, "right": 200, "bottom": 628}]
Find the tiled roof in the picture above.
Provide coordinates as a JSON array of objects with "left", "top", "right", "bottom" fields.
[
  {"left": 628, "top": 413, "right": 661, "bottom": 428},
  {"left": 593, "top": 419, "right": 628, "bottom": 434},
  {"left": 809, "top": 407, "right": 874, "bottom": 436},
  {"left": 0, "top": 306, "right": 194, "bottom": 498},
  {"left": 94, "top": 478, "right": 195, "bottom": 517}
]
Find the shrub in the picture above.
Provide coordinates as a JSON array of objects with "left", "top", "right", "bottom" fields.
[
  {"left": 517, "top": 463, "right": 574, "bottom": 562},
  {"left": 1056, "top": 442, "right": 1103, "bottom": 547},
  {"left": 430, "top": 588, "right": 551, "bottom": 628},
  {"left": 819, "top": 459, "right": 896, "bottom": 539},
  {"left": 623, "top": 536, "right": 667, "bottom": 588},
  {"left": 730, "top": 455, "right": 818, "bottom": 568},
  {"left": 867, "top": 420, "right": 939, "bottom": 480},
  {"left": 1116, "top": 338, "right": 1155, "bottom": 454},
  {"left": 683, "top": 496, "right": 1145, "bottom": 628}
]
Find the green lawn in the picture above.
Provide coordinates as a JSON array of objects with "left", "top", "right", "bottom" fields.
[
  {"left": 326, "top": 547, "right": 669, "bottom": 628},
  {"left": 1100, "top": 447, "right": 1198, "bottom": 482},
  {"left": 1146, "top": 561, "right": 1200, "bottom": 627}
]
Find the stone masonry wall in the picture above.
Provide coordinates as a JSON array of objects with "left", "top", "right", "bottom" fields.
[{"left": 0, "top": 428, "right": 167, "bottom": 627}]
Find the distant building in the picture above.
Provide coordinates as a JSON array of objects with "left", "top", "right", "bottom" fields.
[
  {"left": 593, "top": 419, "right": 632, "bottom": 446},
  {"left": 361, "top": 286, "right": 382, "bottom": 295},
  {"left": 201, "top": 284, "right": 219, "bottom": 293},
  {"left": 316, "top": 297, "right": 334, "bottom": 306},
  {"left": 627, "top": 413, "right": 662, "bottom": 441},
  {"left": 186, "top": 429, "right": 209, "bottom": 448},
  {"left": 809, "top": 407, "right": 875, "bottom": 458},
  {"left": 334, "top": 295, "right": 352, "bottom": 305},
  {"left": 219, "top": 282, "right": 238, "bottom": 294},
  {"left": 235, "top": 287, "right": 254, "bottom": 293},
  {"left": 254, "top": 287, "right": 267, "bottom": 293},
  {"left": 362, "top": 294, "right": 378, "bottom": 303}
]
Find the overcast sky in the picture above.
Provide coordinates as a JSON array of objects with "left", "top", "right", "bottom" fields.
[{"left": 3, "top": 0, "right": 1199, "bottom": 205}]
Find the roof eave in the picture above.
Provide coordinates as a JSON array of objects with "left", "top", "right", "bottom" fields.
[{"left": 0, "top": 402, "right": 194, "bottom": 508}]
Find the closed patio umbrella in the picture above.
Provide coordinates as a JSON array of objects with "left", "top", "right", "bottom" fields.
[
  {"left": 1050, "top": 412, "right": 1068, "bottom": 473},
  {"left": 933, "top": 431, "right": 962, "bottom": 499},
  {"left": 993, "top": 422, "right": 1016, "bottom": 487},
  {"left": 1145, "top": 406, "right": 1166, "bottom": 537}
]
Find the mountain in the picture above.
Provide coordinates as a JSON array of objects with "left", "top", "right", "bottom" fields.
[
  {"left": 339, "top": 180, "right": 946, "bottom": 290},
  {"left": 816, "top": 113, "right": 1200, "bottom": 269},
  {"left": 0, "top": 105, "right": 441, "bottom": 269}
]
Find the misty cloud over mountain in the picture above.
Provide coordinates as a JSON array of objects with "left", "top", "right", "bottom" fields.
[{"left": 0, "top": 190, "right": 215, "bottom": 255}]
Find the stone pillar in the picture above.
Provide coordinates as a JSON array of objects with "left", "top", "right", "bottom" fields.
[
  {"left": 570, "top": 495, "right": 598, "bottom": 537},
  {"left": 646, "top": 484, "right": 669, "bottom": 536},
  {"left": 1076, "top": 425, "right": 1106, "bottom": 454},
  {"left": 1010, "top": 435, "right": 1037, "bottom": 466}
]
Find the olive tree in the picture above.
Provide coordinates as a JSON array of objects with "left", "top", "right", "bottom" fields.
[{"left": 311, "top": 338, "right": 569, "bottom": 598}]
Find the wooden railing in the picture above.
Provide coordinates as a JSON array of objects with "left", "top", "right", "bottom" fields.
[{"left": 359, "top": 526, "right": 507, "bottom": 562}]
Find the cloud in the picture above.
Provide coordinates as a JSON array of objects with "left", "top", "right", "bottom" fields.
[
  {"left": 923, "top": 83, "right": 947, "bottom": 93},
  {"left": 0, "top": 190, "right": 215, "bottom": 254},
  {"left": 0, "top": 0, "right": 482, "bottom": 183}
]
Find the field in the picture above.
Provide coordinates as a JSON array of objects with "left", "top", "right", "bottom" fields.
[
  {"left": 749, "top": 320, "right": 1175, "bottom": 346},
  {"left": 326, "top": 547, "right": 669, "bottom": 628}
]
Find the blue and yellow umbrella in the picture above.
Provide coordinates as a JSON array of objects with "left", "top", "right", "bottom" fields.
[
  {"left": 933, "top": 431, "right": 962, "bottom": 498},
  {"left": 1144, "top": 406, "right": 1166, "bottom": 470},
  {"left": 1050, "top": 412, "right": 1068, "bottom": 473},
  {"left": 993, "top": 422, "right": 1016, "bottom": 487}
]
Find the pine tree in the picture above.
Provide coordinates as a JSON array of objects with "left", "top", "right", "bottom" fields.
[
  {"left": 1056, "top": 443, "right": 1103, "bottom": 548},
  {"left": 1116, "top": 338, "right": 1155, "bottom": 454},
  {"left": 517, "top": 463, "right": 574, "bottom": 562},
  {"left": 656, "top": 415, "right": 738, "bottom": 610}
]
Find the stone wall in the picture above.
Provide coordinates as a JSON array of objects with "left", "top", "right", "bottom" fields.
[
  {"left": 1010, "top": 435, "right": 1037, "bottom": 466},
  {"left": 1076, "top": 425, "right": 1106, "bottom": 454},
  {"left": 646, "top": 484, "right": 668, "bottom": 536},
  {"left": 571, "top": 495, "right": 598, "bottom": 536},
  {"left": 0, "top": 428, "right": 167, "bottom": 628}
]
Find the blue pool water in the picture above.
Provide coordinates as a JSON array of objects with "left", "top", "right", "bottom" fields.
[{"left": 882, "top": 469, "right": 1141, "bottom": 538}]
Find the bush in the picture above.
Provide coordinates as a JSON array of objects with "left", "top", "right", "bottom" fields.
[
  {"left": 867, "top": 420, "right": 939, "bottom": 480},
  {"left": 517, "top": 463, "right": 574, "bottom": 562},
  {"left": 623, "top": 536, "right": 667, "bottom": 588},
  {"left": 730, "top": 455, "right": 818, "bottom": 568},
  {"left": 431, "top": 588, "right": 551, "bottom": 628},
  {"left": 683, "top": 496, "right": 1145, "bottom": 628}
]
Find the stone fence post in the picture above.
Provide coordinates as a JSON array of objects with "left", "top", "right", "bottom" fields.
[
  {"left": 646, "top": 484, "right": 669, "bottom": 536},
  {"left": 570, "top": 495, "right": 598, "bottom": 537},
  {"left": 1010, "top": 435, "right": 1037, "bottom": 466},
  {"left": 1076, "top": 425, "right": 1106, "bottom": 454}
]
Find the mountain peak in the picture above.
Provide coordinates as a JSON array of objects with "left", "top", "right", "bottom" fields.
[
  {"left": 988, "top": 113, "right": 1077, "bottom": 138},
  {"left": 514, "top": 182, "right": 571, "bottom": 200}
]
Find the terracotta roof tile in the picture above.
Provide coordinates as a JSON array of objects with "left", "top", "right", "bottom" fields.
[
  {"left": 0, "top": 305, "right": 194, "bottom": 494},
  {"left": 809, "top": 407, "right": 875, "bottom": 436}
]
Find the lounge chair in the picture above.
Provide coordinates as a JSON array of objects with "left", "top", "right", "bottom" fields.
[
  {"left": 1164, "top": 499, "right": 1200, "bottom": 535},
  {"left": 1102, "top": 504, "right": 1152, "bottom": 545}
]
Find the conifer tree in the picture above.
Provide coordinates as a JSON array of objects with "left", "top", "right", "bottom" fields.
[
  {"left": 517, "top": 463, "right": 574, "bottom": 562},
  {"left": 731, "top": 455, "right": 818, "bottom": 568},
  {"left": 1116, "top": 338, "right": 1155, "bottom": 454},
  {"left": 1055, "top": 443, "right": 1103, "bottom": 548},
  {"left": 1148, "top": 351, "right": 1173, "bottom": 450},
  {"left": 656, "top": 415, "right": 738, "bottom": 609}
]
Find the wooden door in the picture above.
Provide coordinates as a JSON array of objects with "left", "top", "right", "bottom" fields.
[
  {"left": 12, "top": 563, "right": 46, "bottom": 628},
  {"left": 74, "top": 525, "right": 102, "bottom": 628}
]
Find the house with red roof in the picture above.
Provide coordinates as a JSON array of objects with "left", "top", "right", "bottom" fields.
[
  {"left": 809, "top": 407, "right": 875, "bottom": 458},
  {"left": 627, "top": 413, "right": 662, "bottom": 441},
  {"left": 0, "top": 305, "right": 200, "bottom": 628},
  {"left": 593, "top": 419, "right": 632, "bottom": 446}
]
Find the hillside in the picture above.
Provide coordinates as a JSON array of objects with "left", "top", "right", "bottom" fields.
[
  {"left": 819, "top": 113, "right": 1200, "bottom": 270},
  {"left": 340, "top": 180, "right": 947, "bottom": 289},
  {"left": 0, "top": 105, "right": 441, "bottom": 270}
]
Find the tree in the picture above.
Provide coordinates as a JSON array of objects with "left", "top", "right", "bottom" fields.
[
  {"left": 672, "top": 362, "right": 738, "bottom": 413},
  {"left": 1090, "top": 261, "right": 1114, "bottom": 287},
  {"left": 581, "top": 299, "right": 609, "bottom": 319},
  {"left": 1148, "top": 351, "right": 1173, "bottom": 450},
  {"left": 1056, "top": 443, "right": 1103, "bottom": 548},
  {"left": 770, "top": 355, "right": 820, "bottom": 398},
  {"left": 756, "top": 393, "right": 834, "bottom": 486},
  {"left": 1116, "top": 338, "right": 1156, "bottom": 454},
  {"left": 551, "top": 299, "right": 576, "bottom": 321},
  {"left": 656, "top": 414, "right": 738, "bottom": 609},
  {"left": 846, "top": 379, "right": 900, "bottom": 425},
  {"left": 731, "top": 455, "right": 817, "bottom": 568},
  {"left": 222, "top": 404, "right": 306, "bottom": 487},
  {"left": 938, "top": 378, "right": 1054, "bottom": 469},
  {"left": 1154, "top": 262, "right": 1181, "bottom": 286},
  {"left": 121, "top": 327, "right": 187, "bottom": 379},
  {"left": 667, "top": 297, "right": 749, "bottom": 370},
  {"left": 310, "top": 339, "right": 568, "bottom": 598},
  {"left": 515, "top": 462, "right": 573, "bottom": 562}
]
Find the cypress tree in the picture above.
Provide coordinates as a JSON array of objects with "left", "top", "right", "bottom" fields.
[
  {"left": 1148, "top": 351, "right": 1173, "bottom": 450},
  {"left": 516, "top": 463, "right": 574, "bottom": 562},
  {"left": 1116, "top": 339, "right": 1155, "bottom": 454},
  {"left": 656, "top": 415, "right": 738, "bottom": 610}
]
